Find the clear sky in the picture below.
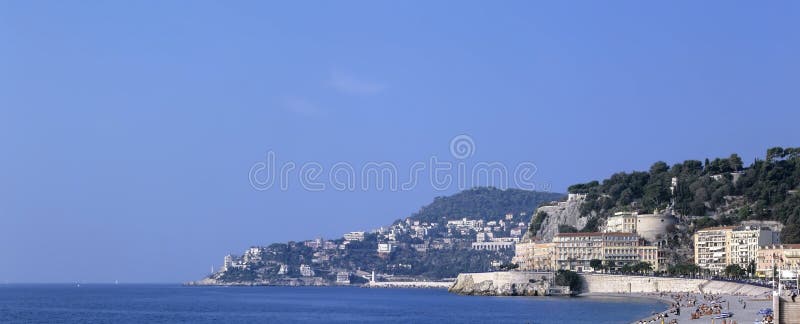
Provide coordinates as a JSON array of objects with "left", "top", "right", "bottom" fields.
[{"left": 1, "top": 1, "right": 798, "bottom": 283}]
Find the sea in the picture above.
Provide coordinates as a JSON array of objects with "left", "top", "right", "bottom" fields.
[{"left": 0, "top": 284, "right": 667, "bottom": 323}]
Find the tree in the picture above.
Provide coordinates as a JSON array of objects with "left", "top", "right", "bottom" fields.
[
  {"left": 781, "top": 224, "right": 800, "bottom": 244},
  {"left": 724, "top": 264, "right": 746, "bottom": 279},
  {"left": 529, "top": 211, "right": 548, "bottom": 234},
  {"left": 558, "top": 225, "right": 578, "bottom": 233},
  {"left": 650, "top": 161, "right": 669, "bottom": 175},
  {"left": 747, "top": 260, "right": 756, "bottom": 278},
  {"left": 635, "top": 262, "right": 653, "bottom": 274},
  {"left": 589, "top": 259, "right": 603, "bottom": 271},
  {"left": 729, "top": 154, "right": 743, "bottom": 171},
  {"left": 554, "top": 270, "right": 582, "bottom": 292}
]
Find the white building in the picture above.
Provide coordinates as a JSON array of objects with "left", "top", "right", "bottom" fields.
[
  {"left": 605, "top": 212, "right": 638, "bottom": 233},
  {"left": 694, "top": 225, "right": 779, "bottom": 273},
  {"left": 223, "top": 254, "right": 234, "bottom": 271},
  {"left": 343, "top": 231, "right": 365, "bottom": 242},
  {"left": 728, "top": 226, "right": 780, "bottom": 268},
  {"left": 446, "top": 218, "right": 482, "bottom": 231},
  {"left": 377, "top": 243, "right": 396, "bottom": 254},
  {"left": 472, "top": 241, "right": 515, "bottom": 251},
  {"left": 299, "top": 264, "right": 315, "bottom": 277},
  {"left": 336, "top": 272, "right": 351, "bottom": 284}
]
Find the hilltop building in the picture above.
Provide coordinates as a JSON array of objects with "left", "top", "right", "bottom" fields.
[
  {"left": 343, "top": 231, "right": 365, "bottom": 242},
  {"left": 603, "top": 210, "right": 677, "bottom": 243},
  {"left": 377, "top": 242, "right": 396, "bottom": 254},
  {"left": 606, "top": 212, "right": 637, "bottom": 233},
  {"left": 223, "top": 254, "right": 234, "bottom": 271},
  {"left": 336, "top": 272, "right": 351, "bottom": 284},
  {"left": 299, "top": 264, "right": 315, "bottom": 277},
  {"left": 472, "top": 236, "right": 519, "bottom": 251}
]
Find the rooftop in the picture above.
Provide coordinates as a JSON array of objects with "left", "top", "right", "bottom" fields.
[{"left": 696, "top": 226, "right": 736, "bottom": 232}]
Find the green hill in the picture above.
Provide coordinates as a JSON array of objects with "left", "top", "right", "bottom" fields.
[{"left": 409, "top": 187, "right": 564, "bottom": 224}]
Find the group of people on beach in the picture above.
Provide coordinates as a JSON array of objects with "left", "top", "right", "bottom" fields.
[
  {"left": 634, "top": 312, "right": 674, "bottom": 324},
  {"left": 648, "top": 291, "right": 753, "bottom": 324}
]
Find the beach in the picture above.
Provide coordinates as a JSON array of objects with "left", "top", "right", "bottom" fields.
[{"left": 583, "top": 291, "right": 774, "bottom": 324}]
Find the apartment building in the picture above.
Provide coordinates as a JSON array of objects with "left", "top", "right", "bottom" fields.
[
  {"left": 532, "top": 242, "right": 556, "bottom": 271},
  {"left": 553, "top": 232, "right": 648, "bottom": 272},
  {"left": 755, "top": 244, "right": 800, "bottom": 278},
  {"left": 694, "top": 226, "right": 734, "bottom": 273},
  {"left": 513, "top": 240, "right": 556, "bottom": 271},
  {"left": 694, "top": 226, "right": 779, "bottom": 274}
]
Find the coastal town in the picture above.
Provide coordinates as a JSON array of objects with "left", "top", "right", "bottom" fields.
[
  {"left": 196, "top": 149, "right": 800, "bottom": 323},
  {"left": 513, "top": 195, "right": 799, "bottom": 280},
  {"left": 209, "top": 192, "right": 799, "bottom": 288},
  {"left": 216, "top": 199, "right": 535, "bottom": 285}
]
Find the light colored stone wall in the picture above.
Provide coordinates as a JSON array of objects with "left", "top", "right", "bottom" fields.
[
  {"left": 448, "top": 271, "right": 773, "bottom": 297},
  {"left": 582, "top": 274, "right": 772, "bottom": 297},
  {"left": 365, "top": 281, "right": 452, "bottom": 289}
]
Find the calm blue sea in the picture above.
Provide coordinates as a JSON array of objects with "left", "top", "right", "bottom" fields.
[{"left": 0, "top": 285, "right": 666, "bottom": 323}]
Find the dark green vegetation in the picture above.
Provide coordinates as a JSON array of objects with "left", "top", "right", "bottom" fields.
[
  {"left": 554, "top": 270, "right": 582, "bottom": 292},
  {"left": 619, "top": 262, "right": 653, "bottom": 275},
  {"left": 568, "top": 147, "right": 800, "bottom": 242},
  {"left": 590, "top": 259, "right": 652, "bottom": 275},
  {"left": 557, "top": 224, "right": 578, "bottom": 233},
  {"left": 528, "top": 211, "right": 548, "bottom": 234},
  {"left": 723, "top": 264, "right": 747, "bottom": 279},
  {"left": 411, "top": 187, "right": 563, "bottom": 224}
]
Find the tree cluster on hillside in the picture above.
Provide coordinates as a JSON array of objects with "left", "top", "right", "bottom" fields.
[
  {"left": 410, "top": 187, "right": 563, "bottom": 224},
  {"left": 567, "top": 147, "right": 800, "bottom": 242}
]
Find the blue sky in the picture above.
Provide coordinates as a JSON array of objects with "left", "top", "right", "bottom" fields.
[{"left": 1, "top": 1, "right": 798, "bottom": 283}]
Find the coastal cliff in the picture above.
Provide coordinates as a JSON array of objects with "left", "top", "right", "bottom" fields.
[
  {"left": 448, "top": 272, "right": 551, "bottom": 296},
  {"left": 530, "top": 194, "right": 590, "bottom": 241}
]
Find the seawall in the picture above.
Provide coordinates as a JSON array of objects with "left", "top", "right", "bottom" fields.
[
  {"left": 448, "top": 271, "right": 773, "bottom": 297},
  {"left": 581, "top": 274, "right": 772, "bottom": 297},
  {"left": 364, "top": 281, "right": 452, "bottom": 289}
]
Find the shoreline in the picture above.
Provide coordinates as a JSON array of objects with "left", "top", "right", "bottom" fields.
[
  {"left": 581, "top": 291, "right": 774, "bottom": 324},
  {"left": 579, "top": 292, "right": 673, "bottom": 323},
  {"left": 363, "top": 281, "right": 453, "bottom": 289}
]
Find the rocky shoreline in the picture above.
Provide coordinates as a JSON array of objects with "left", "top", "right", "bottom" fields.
[{"left": 448, "top": 271, "right": 554, "bottom": 296}]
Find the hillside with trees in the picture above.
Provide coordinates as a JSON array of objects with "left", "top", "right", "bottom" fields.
[
  {"left": 567, "top": 147, "right": 800, "bottom": 242},
  {"left": 409, "top": 187, "right": 563, "bottom": 224}
]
